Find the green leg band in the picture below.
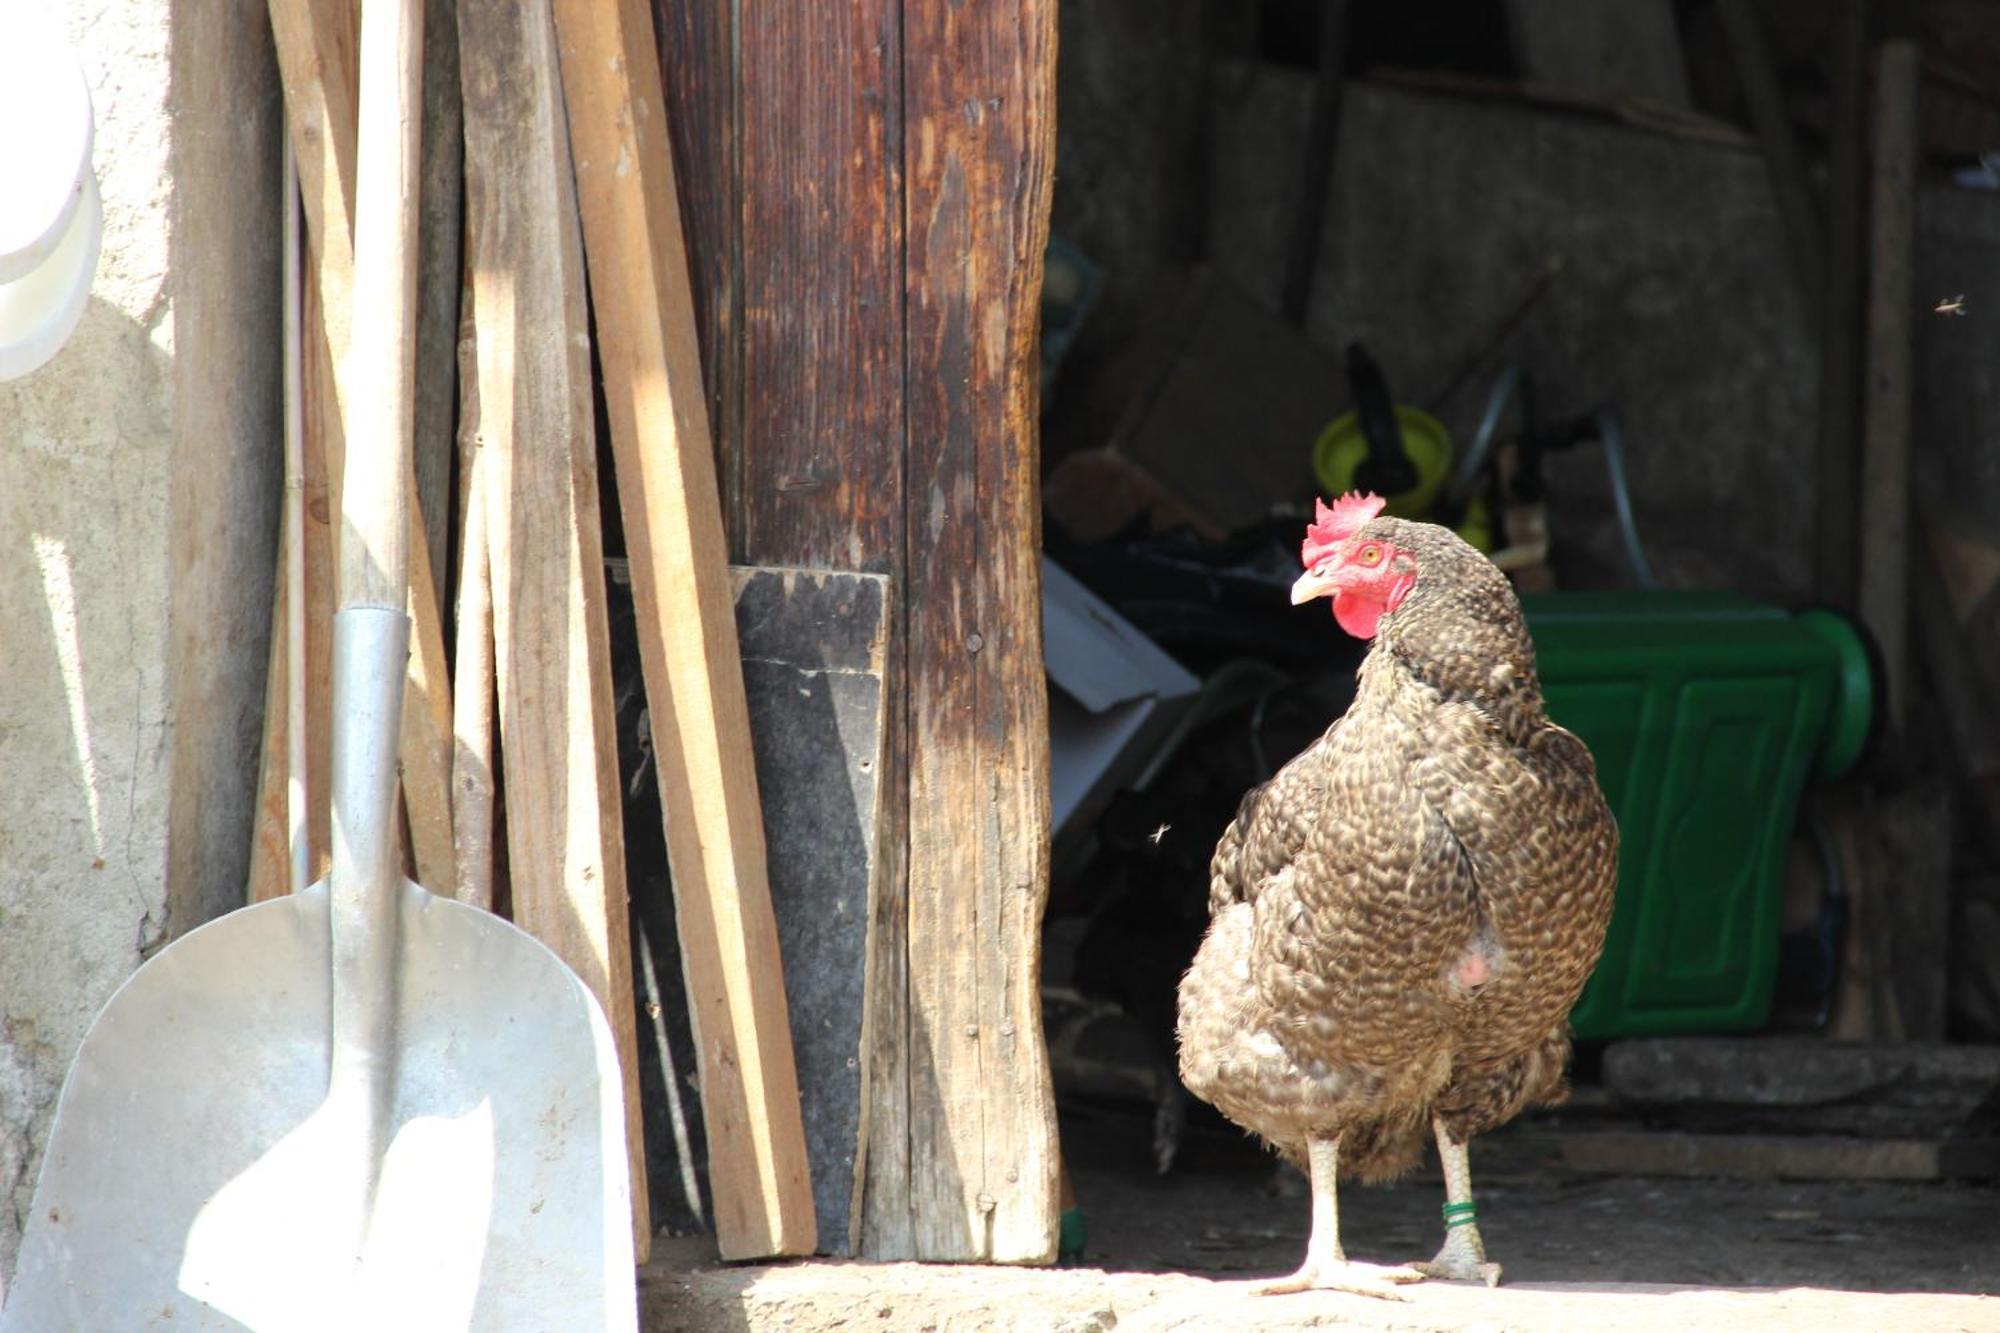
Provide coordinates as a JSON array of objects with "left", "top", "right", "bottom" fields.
[{"left": 1441, "top": 1200, "right": 1478, "bottom": 1228}]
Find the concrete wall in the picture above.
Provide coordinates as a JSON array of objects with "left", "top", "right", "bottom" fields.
[{"left": 0, "top": 0, "right": 280, "bottom": 1273}]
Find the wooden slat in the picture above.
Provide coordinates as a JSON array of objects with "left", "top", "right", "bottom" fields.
[
  {"left": 654, "top": 0, "right": 1060, "bottom": 1260},
  {"left": 713, "top": 0, "right": 915, "bottom": 1261},
  {"left": 250, "top": 265, "right": 340, "bottom": 903},
  {"left": 900, "top": 0, "right": 1060, "bottom": 1263},
  {"left": 551, "top": 0, "right": 815, "bottom": 1261},
  {"left": 267, "top": 0, "right": 455, "bottom": 893},
  {"left": 1860, "top": 39, "right": 1922, "bottom": 733},
  {"left": 459, "top": 0, "right": 650, "bottom": 1259},
  {"left": 245, "top": 517, "right": 295, "bottom": 903},
  {"left": 1815, "top": 0, "right": 1866, "bottom": 610},
  {"left": 450, "top": 275, "right": 496, "bottom": 913},
  {"left": 412, "top": 0, "right": 462, "bottom": 595}
]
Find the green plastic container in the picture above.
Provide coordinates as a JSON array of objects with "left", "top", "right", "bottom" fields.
[{"left": 1518, "top": 591, "right": 1872, "bottom": 1039}]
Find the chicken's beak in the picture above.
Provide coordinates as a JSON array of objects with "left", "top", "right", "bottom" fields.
[{"left": 1291, "top": 568, "right": 1338, "bottom": 605}]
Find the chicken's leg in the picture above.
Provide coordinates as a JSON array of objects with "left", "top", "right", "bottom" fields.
[
  {"left": 1413, "top": 1118, "right": 1503, "bottom": 1286},
  {"left": 1256, "top": 1135, "right": 1424, "bottom": 1299}
]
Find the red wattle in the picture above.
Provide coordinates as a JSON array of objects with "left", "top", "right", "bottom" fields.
[{"left": 1333, "top": 590, "right": 1384, "bottom": 639}]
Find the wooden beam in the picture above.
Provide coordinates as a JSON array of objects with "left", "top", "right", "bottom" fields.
[
  {"left": 1816, "top": 0, "right": 1866, "bottom": 611},
  {"left": 267, "top": 0, "right": 455, "bottom": 894},
  {"left": 900, "top": 0, "right": 1060, "bottom": 1263},
  {"left": 249, "top": 264, "right": 339, "bottom": 901},
  {"left": 550, "top": 0, "right": 815, "bottom": 1260},
  {"left": 411, "top": 0, "right": 462, "bottom": 598},
  {"left": 1860, "top": 40, "right": 1922, "bottom": 734},
  {"left": 653, "top": 0, "right": 1061, "bottom": 1260},
  {"left": 449, "top": 274, "right": 496, "bottom": 913},
  {"left": 459, "top": 0, "right": 650, "bottom": 1258}
]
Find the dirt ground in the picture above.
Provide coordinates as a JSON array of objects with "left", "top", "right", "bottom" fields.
[{"left": 641, "top": 1098, "right": 2000, "bottom": 1331}]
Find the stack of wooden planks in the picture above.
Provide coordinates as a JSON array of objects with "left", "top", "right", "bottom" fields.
[{"left": 245, "top": 0, "right": 818, "bottom": 1263}]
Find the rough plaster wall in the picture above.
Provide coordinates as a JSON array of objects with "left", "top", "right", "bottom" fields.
[
  {"left": 0, "top": 0, "right": 279, "bottom": 1273},
  {"left": 1208, "top": 67, "right": 1820, "bottom": 602}
]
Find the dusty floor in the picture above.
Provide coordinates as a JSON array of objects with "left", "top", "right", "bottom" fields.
[{"left": 641, "top": 1098, "right": 2000, "bottom": 1330}]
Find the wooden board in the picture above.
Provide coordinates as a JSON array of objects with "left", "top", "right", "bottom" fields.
[
  {"left": 550, "top": 0, "right": 815, "bottom": 1259},
  {"left": 267, "top": 0, "right": 456, "bottom": 895},
  {"left": 652, "top": 0, "right": 1060, "bottom": 1261},
  {"left": 730, "top": 566, "right": 890, "bottom": 1257},
  {"left": 450, "top": 273, "right": 496, "bottom": 912},
  {"left": 900, "top": 0, "right": 1060, "bottom": 1263},
  {"left": 458, "top": 0, "right": 649, "bottom": 1258},
  {"left": 1859, "top": 40, "right": 1921, "bottom": 732},
  {"left": 247, "top": 264, "right": 338, "bottom": 902}
]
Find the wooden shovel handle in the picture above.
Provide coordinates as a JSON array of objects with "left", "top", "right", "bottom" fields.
[{"left": 342, "top": 0, "right": 422, "bottom": 611}]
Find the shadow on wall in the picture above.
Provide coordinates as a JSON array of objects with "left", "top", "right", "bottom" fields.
[{"left": 0, "top": 292, "right": 178, "bottom": 1273}]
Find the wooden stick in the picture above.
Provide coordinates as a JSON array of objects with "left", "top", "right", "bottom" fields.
[
  {"left": 284, "top": 133, "right": 311, "bottom": 895},
  {"left": 1859, "top": 39, "right": 1921, "bottom": 735},
  {"left": 450, "top": 276, "right": 496, "bottom": 913},
  {"left": 1814, "top": 0, "right": 1866, "bottom": 611},
  {"left": 460, "top": 0, "right": 651, "bottom": 1259},
  {"left": 247, "top": 139, "right": 322, "bottom": 904},
  {"left": 549, "top": 0, "right": 815, "bottom": 1260},
  {"left": 267, "top": 0, "right": 455, "bottom": 890}
]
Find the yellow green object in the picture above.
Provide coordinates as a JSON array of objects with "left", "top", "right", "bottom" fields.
[
  {"left": 1522, "top": 592, "right": 1873, "bottom": 1038},
  {"left": 1312, "top": 407, "right": 1494, "bottom": 550}
]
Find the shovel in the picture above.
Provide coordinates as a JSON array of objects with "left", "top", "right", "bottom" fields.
[{"left": 0, "top": 0, "right": 637, "bottom": 1325}]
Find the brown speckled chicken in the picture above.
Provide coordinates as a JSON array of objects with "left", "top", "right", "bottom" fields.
[{"left": 1175, "top": 492, "right": 1618, "bottom": 1299}]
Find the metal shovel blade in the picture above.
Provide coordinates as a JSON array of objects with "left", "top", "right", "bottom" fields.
[{"left": 0, "top": 879, "right": 637, "bottom": 1331}]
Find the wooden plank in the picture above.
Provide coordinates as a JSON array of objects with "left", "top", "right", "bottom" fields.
[
  {"left": 1860, "top": 40, "right": 1922, "bottom": 733},
  {"left": 412, "top": 0, "right": 461, "bottom": 598},
  {"left": 729, "top": 565, "right": 891, "bottom": 1256},
  {"left": 267, "top": 0, "right": 456, "bottom": 894},
  {"left": 900, "top": 0, "right": 1060, "bottom": 1263},
  {"left": 450, "top": 274, "right": 496, "bottom": 912},
  {"left": 653, "top": 0, "right": 920, "bottom": 1258},
  {"left": 245, "top": 523, "right": 295, "bottom": 903},
  {"left": 549, "top": 0, "right": 815, "bottom": 1260},
  {"left": 251, "top": 263, "right": 340, "bottom": 902},
  {"left": 459, "top": 0, "right": 650, "bottom": 1258},
  {"left": 1815, "top": 0, "right": 1866, "bottom": 610}
]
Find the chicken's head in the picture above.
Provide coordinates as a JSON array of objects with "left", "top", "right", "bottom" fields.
[{"left": 1292, "top": 491, "right": 1417, "bottom": 640}]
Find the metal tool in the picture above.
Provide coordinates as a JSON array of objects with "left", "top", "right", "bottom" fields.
[{"left": 1, "top": 0, "right": 637, "bottom": 1324}]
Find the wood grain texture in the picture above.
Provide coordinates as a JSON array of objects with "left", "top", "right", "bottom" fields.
[
  {"left": 651, "top": 0, "right": 1058, "bottom": 1261},
  {"left": 552, "top": 0, "right": 816, "bottom": 1260},
  {"left": 413, "top": 0, "right": 462, "bottom": 596},
  {"left": 459, "top": 0, "right": 650, "bottom": 1258},
  {"left": 899, "top": 0, "right": 1060, "bottom": 1259},
  {"left": 450, "top": 276, "right": 496, "bottom": 913},
  {"left": 249, "top": 266, "right": 339, "bottom": 903},
  {"left": 267, "top": 0, "right": 456, "bottom": 892}
]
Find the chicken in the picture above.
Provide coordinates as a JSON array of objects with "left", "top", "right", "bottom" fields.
[{"left": 1175, "top": 492, "right": 1618, "bottom": 1299}]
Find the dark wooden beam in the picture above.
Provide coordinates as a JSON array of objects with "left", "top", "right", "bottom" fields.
[{"left": 652, "top": 0, "right": 1058, "bottom": 1262}]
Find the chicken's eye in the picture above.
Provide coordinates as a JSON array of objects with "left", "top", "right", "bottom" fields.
[{"left": 1356, "top": 543, "right": 1384, "bottom": 566}]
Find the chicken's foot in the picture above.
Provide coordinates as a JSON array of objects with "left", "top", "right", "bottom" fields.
[
  {"left": 1411, "top": 1118, "right": 1503, "bottom": 1286},
  {"left": 1256, "top": 1135, "right": 1424, "bottom": 1300}
]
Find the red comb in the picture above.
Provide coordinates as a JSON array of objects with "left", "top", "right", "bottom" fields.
[{"left": 1301, "top": 492, "right": 1385, "bottom": 566}]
